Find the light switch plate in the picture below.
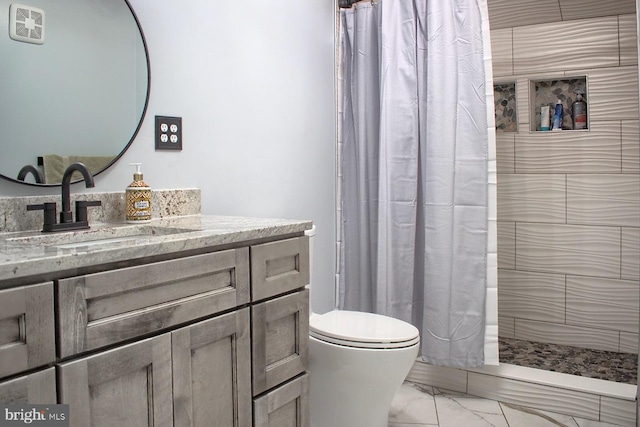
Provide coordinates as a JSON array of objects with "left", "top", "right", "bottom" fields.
[{"left": 155, "top": 116, "right": 182, "bottom": 150}]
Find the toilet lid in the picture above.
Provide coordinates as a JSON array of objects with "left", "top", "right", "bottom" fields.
[{"left": 309, "top": 310, "right": 420, "bottom": 349}]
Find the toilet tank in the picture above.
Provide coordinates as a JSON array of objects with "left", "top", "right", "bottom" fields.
[{"left": 304, "top": 225, "right": 316, "bottom": 312}]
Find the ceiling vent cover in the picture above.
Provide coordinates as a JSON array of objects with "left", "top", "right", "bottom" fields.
[{"left": 9, "top": 4, "right": 45, "bottom": 45}]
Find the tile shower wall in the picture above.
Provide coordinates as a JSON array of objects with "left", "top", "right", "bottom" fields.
[{"left": 493, "top": 12, "right": 640, "bottom": 354}]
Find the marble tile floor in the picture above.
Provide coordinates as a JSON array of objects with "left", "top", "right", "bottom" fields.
[{"left": 389, "top": 381, "right": 626, "bottom": 427}]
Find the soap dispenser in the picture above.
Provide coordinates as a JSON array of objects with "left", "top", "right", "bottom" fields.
[
  {"left": 126, "top": 163, "right": 152, "bottom": 223},
  {"left": 572, "top": 91, "right": 588, "bottom": 130}
]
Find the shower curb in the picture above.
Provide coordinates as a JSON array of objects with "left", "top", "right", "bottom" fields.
[{"left": 407, "top": 359, "right": 637, "bottom": 426}]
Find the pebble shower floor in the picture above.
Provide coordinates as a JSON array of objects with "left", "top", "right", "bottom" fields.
[{"left": 499, "top": 338, "right": 638, "bottom": 385}]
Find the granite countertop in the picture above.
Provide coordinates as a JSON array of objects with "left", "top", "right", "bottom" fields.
[{"left": 0, "top": 214, "right": 312, "bottom": 284}]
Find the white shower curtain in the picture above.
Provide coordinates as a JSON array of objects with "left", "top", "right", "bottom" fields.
[{"left": 338, "top": 0, "right": 496, "bottom": 368}]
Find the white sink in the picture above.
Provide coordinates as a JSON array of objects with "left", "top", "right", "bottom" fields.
[{"left": 5, "top": 224, "right": 198, "bottom": 248}]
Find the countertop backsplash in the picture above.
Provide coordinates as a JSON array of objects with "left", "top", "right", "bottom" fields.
[{"left": 0, "top": 188, "right": 201, "bottom": 233}]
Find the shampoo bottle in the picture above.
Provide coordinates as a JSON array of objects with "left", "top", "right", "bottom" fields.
[
  {"left": 551, "top": 99, "right": 563, "bottom": 131},
  {"left": 572, "top": 92, "right": 587, "bottom": 130},
  {"left": 126, "top": 163, "right": 152, "bottom": 223},
  {"left": 540, "top": 105, "right": 550, "bottom": 131}
]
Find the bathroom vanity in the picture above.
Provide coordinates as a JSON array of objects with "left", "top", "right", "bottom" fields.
[{"left": 0, "top": 215, "right": 311, "bottom": 427}]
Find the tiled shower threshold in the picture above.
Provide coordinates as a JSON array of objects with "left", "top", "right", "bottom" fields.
[
  {"left": 499, "top": 338, "right": 638, "bottom": 384},
  {"left": 407, "top": 359, "right": 637, "bottom": 426}
]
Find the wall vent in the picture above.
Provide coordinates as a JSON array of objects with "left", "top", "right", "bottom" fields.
[{"left": 9, "top": 4, "right": 45, "bottom": 45}]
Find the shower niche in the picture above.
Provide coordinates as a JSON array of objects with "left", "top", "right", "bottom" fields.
[
  {"left": 494, "top": 82, "right": 517, "bottom": 132},
  {"left": 529, "top": 76, "right": 588, "bottom": 132}
]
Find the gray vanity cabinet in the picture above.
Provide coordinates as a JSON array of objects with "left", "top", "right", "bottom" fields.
[
  {"left": 250, "top": 237, "right": 309, "bottom": 302},
  {"left": 57, "top": 248, "right": 250, "bottom": 358},
  {"left": 59, "top": 309, "right": 253, "bottom": 427},
  {"left": 58, "top": 333, "right": 174, "bottom": 426},
  {"left": 172, "top": 309, "right": 252, "bottom": 427},
  {"left": 0, "top": 224, "right": 311, "bottom": 427},
  {"left": 253, "top": 373, "right": 309, "bottom": 427},
  {"left": 251, "top": 290, "right": 309, "bottom": 396},
  {"left": 250, "top": 237, "right": 310, "bottom": 427},
  {"left": 0, "top": 368, "right": 57, "bottom": 404},
  {"left": 0, "top": 283, "right": 55, "bottom": 379}
]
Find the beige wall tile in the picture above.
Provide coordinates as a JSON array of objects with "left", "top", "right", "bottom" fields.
[
  {"left": 467, "top": 372, "right": 600, "bottom": 420},
  {"left": 559, "top": 0, "right": 636, "bottom": 21},
  {"left": 498, "top": 269, "right": 566, "bottom": 323},
  {"left": 491, "top": 29, "right": 513, "bottom": 77},
  {"left": 622, "top": 120, "right": 640, "bottom": 173},
  {"left": 488, "top": 0, "right": 562, "bottom": 30},
  {"left": 581, "top": 67, "right": 639, "bottom": 121},
  {"left": 489, "top": 4, "right": 639, "bottom": 359},
  {"left": 516, "top": 77, "right": 530, "bottom": 128},
  {"left": 516, "top": 223, "right": 621, "bottom": 278},
  {"left": 622, "top": 227, "right": 640, "bottom": 280},
  {"left": 406, "top": 362, "right": 468, "bottom": 394},
  {"left": 514, "top": 319, "right": 621, "bottom": 352},
  {"left": 566, "top": 276, "right": 639, "bottom": 333},
  {"left": 620, "top": 331, "right": 639, "bottom": 353},
  {"left": 498, "top": 315, "right": 515, "bottom": 338},
  {"left": 600, "top": 396, "right": 637, "bottom": 426},
  {"left": 497, "top": 222, "right": 515, "bottom": 269},
  {"left": 567, "top": 174, "right": 640, "bottom": 227},
  {"left": 513, "top": 17, "right": 619, "bottom": 74},
  {"left": 498, "top": 174, "right": 566, "bottom": 223},
  {"left": 496, "top": 133, "right": 514, "bottom": 173},
  {"left": 619, "top": 14, "right": 639, "bottom": 66},
  {"left": 515, "top": 122, "right": 622, "bottom": 173}
]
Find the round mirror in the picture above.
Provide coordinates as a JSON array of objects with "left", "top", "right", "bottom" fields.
[{"left": 0, "top": 0, "right": 150, "bottom": 186}]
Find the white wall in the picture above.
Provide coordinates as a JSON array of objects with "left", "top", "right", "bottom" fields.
[{"left": 0, "top": 0, "right": 338, "bottom": 312}]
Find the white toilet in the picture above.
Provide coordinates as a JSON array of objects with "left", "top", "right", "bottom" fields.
[{"left": 306, "top": 226, "right": 420, "bottom": 427}]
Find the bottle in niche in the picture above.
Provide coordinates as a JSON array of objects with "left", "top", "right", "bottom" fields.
[
  {"left": 551, "top": 99, "right": 563, "bottom": 131},
  {"left": 572, "top": 91, "right": 587, "bottom": 130},
  {"left": 126, "top": 163, "right": 152, "bottom": 223}
]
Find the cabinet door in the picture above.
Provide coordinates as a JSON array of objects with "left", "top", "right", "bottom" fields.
[
  {"left": 0, "top": 283, "right": 55, "bottom": 379},
  {"left": 253, "top": 374, "right": 309, "bottom": 427},
  {"left": 0, "top": 367, "right": 56, "bottom": 403},
  {"left": 172, "top": 308, "right": 252, "bottom": 427},
  {"left": 251, "top": 237, "right": 309, "bottom": 302},
  {"left": 252, "top": 290, "right": 309, "bottom": 396},
  {"left": 58, "top": 248, "right": 249, "bottom": 358},
  {"left": 58, "top": 334, "right": 173, "bottom": 427}
]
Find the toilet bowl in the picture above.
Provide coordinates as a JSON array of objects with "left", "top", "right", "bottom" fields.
[{"left": 306, "top": 226, "right": 420, "bottom": 427}]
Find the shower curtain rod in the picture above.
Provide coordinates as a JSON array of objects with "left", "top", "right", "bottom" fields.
[{"left": 339, "top": 0, "right": 377, "bottom": 9}]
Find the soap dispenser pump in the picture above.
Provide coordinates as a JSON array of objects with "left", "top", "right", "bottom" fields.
[{"left": 126, "top": 162, "right": 152, "bottom": 223}]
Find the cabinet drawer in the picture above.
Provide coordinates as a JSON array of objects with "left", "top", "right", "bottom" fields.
[
  {"left": 253, "top": 373, "right": 309, "bottom": 427},
  {"left": 251, "top": 237, "right": 309, "bottom": 302},
  {"left": 0, "top": 283, "right": 55, "bottom": 379},
  {"left": 252, "top": 290, "right": 309, "bottom": 396},
  {"left": 58, "top": 248, "right": 249, "bottom": 358},
  {"left": 0, "top": 367, "right": 56, "bottom": 404}
]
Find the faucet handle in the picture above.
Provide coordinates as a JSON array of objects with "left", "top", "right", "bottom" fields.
[
  {"left": 27, "top": 202, "right": 57, "bottom": 229},
  {"left": 75, "top": 200, "right": 102, "bottom": 223}
]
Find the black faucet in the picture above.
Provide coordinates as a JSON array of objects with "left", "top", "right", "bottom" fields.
[
  {"left": 17, "top": 164, "right": 44, "bottom": 184},
  {"left": 27, "top": 163, "right": 102, "bottom": 232},
  {"left": 60, "top": 163, "right": 95, "bottom": 224}
]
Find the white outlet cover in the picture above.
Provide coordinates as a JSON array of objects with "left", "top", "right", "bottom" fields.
[{"left": 9, "top": 4, "right": 45, "bottom": 45}]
